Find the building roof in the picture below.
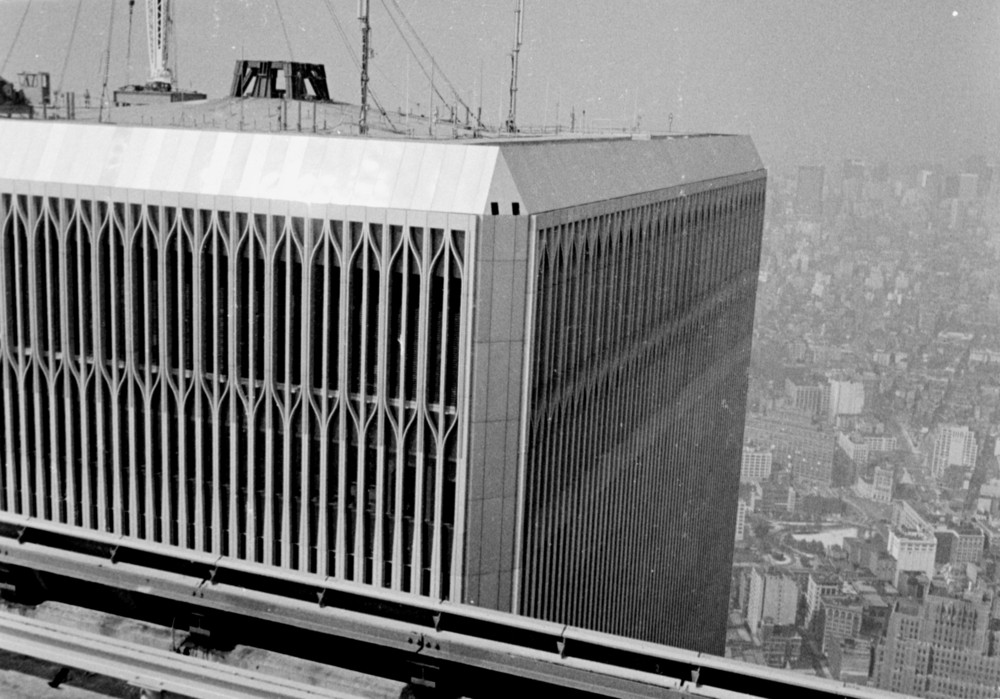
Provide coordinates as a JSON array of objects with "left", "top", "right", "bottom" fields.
[
  {"left": 0, "top": 120, "right": 763, "bottom": 217},
  {"left": 494, "top": 135, "right": 763, "bottom": 213},
  {"left": 861, "top": 593, "right": 888, "bottom": 609}
]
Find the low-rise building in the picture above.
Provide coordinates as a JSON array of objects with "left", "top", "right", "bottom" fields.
[
  {"left": 934, "top": 523, "right": 986, "bottom": 566},
  {"left": 744, "top": 409, "right": 835, "bottom": 487},
  {"left": 760, "top": 478, "right": 797, "bottom": 515},
  {"left": 806, "top": 573, "right": 841, "bottom": 627},
  {"left": 855, "top": 465, "right": 893, "bottom": 503},
  {"left": 827, "top": 636, "right": 872, "bottom": 683},
  {"left": 871, "top": 465, "right": 894, "bottom": 503},
  {"left": 838, "top": 431, "right": 870, "bottom": 465},
  {"left": 784, "top": 374, "right": 829, "bottom": 417},
  {"left": 883, "top": 501, "right": 937, "bottom": 585},
  {"left": 885, "top": 527, "right": 936, "bottom": 586},
  {"left": 870, "top": 551, "right": 898, "bottom": 583},
  {"left": 930, "top": 424, "right": 978, "bottom": 481},
  {"left": 828, "top": 379, "right": 865, "bottom": 419},
  {"left": 944, "top": 525, "right": 985, "bottom": 565},
  {"left": 865, "top": 435, "right": 898, "bottom": 453},
  {"left": 820, "top": 596, "right": 864, "bottom": 654},
  {"left": 740, "top": 446, "right": 773, "bottom": 484},
  {"left": 760, "top": 623, "right": 802, "bottom": 669},
  {"left": 735, "top": 498, "right": 748, "bottom": 542}
]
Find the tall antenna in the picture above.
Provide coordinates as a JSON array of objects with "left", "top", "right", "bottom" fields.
[
  {"left": 358, "top": 0, "right": 371, "bottom": 135},
  {"left": 504, "top": 0, "right": 524, "bottom": 134}
]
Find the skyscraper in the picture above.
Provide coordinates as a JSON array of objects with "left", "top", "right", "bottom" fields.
[{"left": 0, "top": 119, "right": 765, "bottom": 655}]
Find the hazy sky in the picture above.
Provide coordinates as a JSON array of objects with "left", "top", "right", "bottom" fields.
[{"left": 1, "top": 0, "right": 998, "bottom": 171}]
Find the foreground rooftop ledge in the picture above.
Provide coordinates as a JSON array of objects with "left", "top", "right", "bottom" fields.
[
  {"left": 0, "top": 517, "right": 905, "bottom": 699},
  {"left": 0, "top": 118, "right": 764, "bottom": 217}
]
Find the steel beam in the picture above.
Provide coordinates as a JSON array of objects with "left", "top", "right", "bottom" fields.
[
  {"left": 0, "top": 521, "right": 902, "bottom": 699},
  {"left": 0, "top": 609, "right": 369, "bottom": 699}
]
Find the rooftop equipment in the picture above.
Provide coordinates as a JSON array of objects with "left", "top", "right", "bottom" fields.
[
  {"left": 114, "top": 0, "right": 206, "bottom": 106},
  {"left": 229, "top": 60, "right": 332, "bottom": 101}
]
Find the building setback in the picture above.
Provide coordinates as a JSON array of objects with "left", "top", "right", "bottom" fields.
[{"left": 0, "top": 119, "right": 765, "bottom": 655}]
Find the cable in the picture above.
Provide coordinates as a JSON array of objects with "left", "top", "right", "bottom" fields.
[
  {"left": 318, "top": 0, "right": 399, "bottom": 133},
  {"left": 320, "top": 0, "right": 361, "bottom": 70},
  {"left": 377, "top": 0, "right": 449, "bottom": 109},
  {"left": 57, "top": 0, "right": 85, "bottom": 92},
  {"left": 98, "top": 0, "right": 118, "bottom": 122},
  {"left": 0, "top": 0, "right": 33, "bottom": 76},
  {"left": 273, "top": 0, "right": 295, "bottom": 61},
  {"left": 380, "top": 0, "right": 484, "bottom": 129},
  {"left": 124, "top": 0, "right": 136, "bottom": 86}
]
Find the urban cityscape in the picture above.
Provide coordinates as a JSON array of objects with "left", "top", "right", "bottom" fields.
[{"left": 728, "top": 154, "right": 1000, "bottom": 697}]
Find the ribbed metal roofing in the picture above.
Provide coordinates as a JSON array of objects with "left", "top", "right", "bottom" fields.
[{"left": 0, "top": 120, "right": 762, "bottom": 215}]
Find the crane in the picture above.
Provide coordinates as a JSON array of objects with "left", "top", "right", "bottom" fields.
[
  {"left": 145, "top": 0, "right": 173, "bottom": 89},
  {"left": 114, "top": 0, "right": 204, "bottom": 106}
]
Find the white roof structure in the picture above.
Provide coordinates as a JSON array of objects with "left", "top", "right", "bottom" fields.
[{"left": 0, "top": 120, "right": 762, "bottom": 216}]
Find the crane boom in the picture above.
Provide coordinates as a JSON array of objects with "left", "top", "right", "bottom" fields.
[{"left": 145, "top": 0, "right": 172, "bottom": 87}]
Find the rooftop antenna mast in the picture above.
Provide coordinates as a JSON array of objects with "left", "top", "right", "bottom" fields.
[
  {"left": 145, "top": 0, "right": 173, "bottom": 87},
  {"left": 504, "top": 0, "right": 524, "bottom": 133},
  {"left": 358, "top": 0, "right": 371, "bottom": 135}
]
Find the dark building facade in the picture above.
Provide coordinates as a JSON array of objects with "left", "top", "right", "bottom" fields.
[
  {"left": 515, "top": 167, "right": 765, "bottom": 652},
  {"left": 0, "top": 120, "right": 764, "bottom": 655}
]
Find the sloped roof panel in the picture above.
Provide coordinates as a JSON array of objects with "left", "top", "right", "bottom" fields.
[
  {"left": 429, "top": 144, "right": 468, "bottom": 213},
  {"left": 0, "top": 121, "right": 503, "bottom": 215},
  {"left": 201, "top": 131, "right": 239, "bottom": 196},
  {"left": 387, "top": 141, "right": 425, "bottom": 210},
  {"left": 495, "top": 135, "right": 764, "bottom": 213},
  {"left": 454, "top": 147, "right": 499, "bottom": 215},
  {"left": 355, "top": 138, "right": 394, "bottom": 207},
  {"left": 36, "top": 122, "right": 71, "bottom": 185},
  {"left": 410, "top": 143, "right": 445, "bottom": 212}
]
